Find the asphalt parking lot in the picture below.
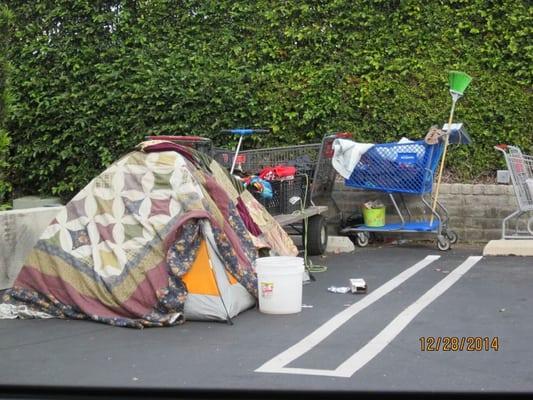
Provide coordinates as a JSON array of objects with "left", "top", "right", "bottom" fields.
[{"left": 0, "top": 245, "right": 532, "bottom": 395}]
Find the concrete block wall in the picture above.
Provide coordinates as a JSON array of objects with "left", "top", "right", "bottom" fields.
[
  {"left": 332, "top": 183, "right": 517, "bottom": 243},
  {"left": 0, "top": 206, "right": 63, "bottom": 289},
  {"left": 0, "top": 184, "right": 520, "bottom": 290}
]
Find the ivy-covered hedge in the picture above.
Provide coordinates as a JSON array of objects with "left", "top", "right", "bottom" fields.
[
  {"left": 5, "top": 0, "right": 533, "bottom": 200},
  {"left": 0, "top": 4, "right": 12, "bottom": 208}
]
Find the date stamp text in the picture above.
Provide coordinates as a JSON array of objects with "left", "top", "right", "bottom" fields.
[{"left": 419, "top": 336, "right": 500, "bottom": 352}]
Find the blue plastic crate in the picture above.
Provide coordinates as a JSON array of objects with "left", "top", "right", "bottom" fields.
[{"left": 345, "top": 140, "right": 444, "bottom": 194}]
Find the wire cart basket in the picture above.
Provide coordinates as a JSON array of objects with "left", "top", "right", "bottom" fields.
[
  {"left": 213, "top": 132, "right": 352, "bottom": 255},
  {"left": 495, "top": 144, "right": 533, "bottom": 239},
  {"left": 340, "top": 139, "right": 458, "bottom": 250},
  {"left": 214, "top": 132, "right": 350, "bottom": 205}
]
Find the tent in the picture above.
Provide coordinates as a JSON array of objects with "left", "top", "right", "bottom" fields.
[
  {"left": 181, "top": 223, "right": 255, "bottom": 322},
  {"left": 1, "top": 140, "right": 298, "bottom": 327}
]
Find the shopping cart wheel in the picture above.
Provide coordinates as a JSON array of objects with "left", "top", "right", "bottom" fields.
[
  {"left": 445, "top": 230, "right": 458, "bottom": 245},
  {"left": 305, "top": 215, "right": 328, "bottom": 256},
  {"left": 437, "top": 235, "right": 451, "bottom": 251},
  {"left": 355, "top": 232, "right": 370, "bottom": 247}
]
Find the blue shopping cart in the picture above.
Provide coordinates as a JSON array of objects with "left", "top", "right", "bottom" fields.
[{"left": 340, "top": 139, "right": 457, "bottom": 250}]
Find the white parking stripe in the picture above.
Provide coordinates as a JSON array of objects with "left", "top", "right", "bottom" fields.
[
  {"left": 333, "top": 255, "right": 483, "bottom": 377},
  {"left": 256, "top": 255, "right": 441, "bottom": 374},
  {"left": 257, "top": 255, "right": 482, "bottom": 378}
]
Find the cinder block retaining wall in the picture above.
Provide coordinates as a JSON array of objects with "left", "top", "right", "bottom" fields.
[
  {"left": 332, "top": 183, "right": 517, "bottom": 243},
  {"left": 0, "top": 184, "right": 518, "bottom": 289}
]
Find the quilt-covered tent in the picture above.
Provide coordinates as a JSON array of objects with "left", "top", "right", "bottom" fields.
[{"left": 1, "top": 141, "right": 298, "bottom": 328}]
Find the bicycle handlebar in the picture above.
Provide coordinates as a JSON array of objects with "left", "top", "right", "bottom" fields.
[{"left": 221, "top": 128, "right": 270, "bottom": 136}]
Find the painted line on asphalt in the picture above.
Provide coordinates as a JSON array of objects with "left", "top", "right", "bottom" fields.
[
  {"left": 257, "top": 255, "right": 482, "bottom": 378},
  {"left": 255, "top": 255, "right": 441, "bottom": 374},
  {"left": 332, "top": 255, "right": 483, "bottom": 377}
]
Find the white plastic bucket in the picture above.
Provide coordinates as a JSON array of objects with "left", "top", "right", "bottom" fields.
[{"left": 255, "top": 256, "right": 305, "bottom": 314}]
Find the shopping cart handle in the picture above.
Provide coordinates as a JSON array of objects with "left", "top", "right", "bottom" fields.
[
  {"left": 145, "top": 135, "right": 210, "bottom": 142},
  {"left": 494, "top": 144, "right": 508, "bottom": 151},
  {"left": 335, "top": 132, "right": 353, "bottom": 139},
  {"left": 221, "top": 128, "right": 270, "bottom": 136}
]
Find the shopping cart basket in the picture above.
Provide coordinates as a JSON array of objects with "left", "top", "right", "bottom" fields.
[
  {"left": 495, "top": 144, "right": 533, "bottom": 239},
  {"left": 214, "top": 132, "right": 351, "bottom": 204},
  {"left": 340, "top": 139, "right": 457, "bottom": 250},
  {"left": 214, "top": 130, "right": 351, "bottom": 255}
]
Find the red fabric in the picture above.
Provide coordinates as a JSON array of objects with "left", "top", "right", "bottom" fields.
[
  {"left": 15, "top": 264, "right": 170, "bottom": 318},
  {"left": 236, "top": 198, "right": 262, "bottom": 237},
  {"left": 259, "top": 165, "right": 297, "bottom": 180}
]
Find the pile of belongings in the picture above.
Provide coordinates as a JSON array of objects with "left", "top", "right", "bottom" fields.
[
  {"left": 237, "top": 165, "right": 298, "bottom": 200},
  {"left": 0, "top": 140, "right": 299, "bottom": 328},
  {"left": 242, "top": 176, "right": 273, "bottom": 200}
]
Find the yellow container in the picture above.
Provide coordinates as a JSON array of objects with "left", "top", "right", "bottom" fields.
[{"left": 362, "top": 206, "right": 385, "bottom": 227}]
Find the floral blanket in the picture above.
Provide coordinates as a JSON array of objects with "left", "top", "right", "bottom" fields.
[{"left": 2, "top": 142, "right": 292, "bottom": 328}]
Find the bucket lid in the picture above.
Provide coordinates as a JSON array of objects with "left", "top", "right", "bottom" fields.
[
  {"left": 255, "top": 256, "right": 304, "bottom": 266},
  {"left": 255, "top": 257, "right": 305, "bottom": 275}
]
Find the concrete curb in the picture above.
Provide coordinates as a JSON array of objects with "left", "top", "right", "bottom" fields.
[
  {"left": 290, "top": 235, "right": 355, "bottom": 254},
  {"left": 483, "top": 240, "right": 533, "bottom": 256},
  {"left": 326, "top": 235, "right": 355, "bottom": 254}
]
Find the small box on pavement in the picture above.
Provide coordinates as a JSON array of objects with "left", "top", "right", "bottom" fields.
[{"left": 350, "top": 278, "right": 367, "bottom": 294}]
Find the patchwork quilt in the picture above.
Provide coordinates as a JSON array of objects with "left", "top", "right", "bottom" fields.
[{"left": 1, "top": 144, "right": 276, "bottom": 327}]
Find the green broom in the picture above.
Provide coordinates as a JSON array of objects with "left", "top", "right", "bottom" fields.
[{"left": 430, "top": 71, "right": 472, "bottom": 224}]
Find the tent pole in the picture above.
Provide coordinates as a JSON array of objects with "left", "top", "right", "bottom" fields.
[{"left": 230, "top": 135, "right": 245, "bottom": 174}]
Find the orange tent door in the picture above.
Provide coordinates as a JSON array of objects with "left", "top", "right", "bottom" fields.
[{"left": 182, "top": 239, "right": 239, "bottom": 296}]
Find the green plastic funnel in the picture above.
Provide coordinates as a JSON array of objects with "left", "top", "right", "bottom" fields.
[{"left": 448, "top": 70, "right": 472, "bottom": 96}]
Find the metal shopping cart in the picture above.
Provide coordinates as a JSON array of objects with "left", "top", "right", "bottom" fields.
[
  {"left": 494, "top": 144, "right": 533, "bottom": 239},
  {"left": 214, "top": 132, "right": 350, "bottom": 205},
  {"left": 340, "top": 138, "right": 457, "bottom": 250},
  {"left": 214, "top": 130, "right": 352, "bottom": 255}
]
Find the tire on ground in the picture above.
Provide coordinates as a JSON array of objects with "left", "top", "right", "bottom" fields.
[{"left": 304, "top": 215, "right": 328, "bottom": 256}]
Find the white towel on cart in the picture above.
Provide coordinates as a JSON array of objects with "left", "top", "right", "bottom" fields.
[{"left": 332, "top": 139, "right": 374, "bottom": 179}]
